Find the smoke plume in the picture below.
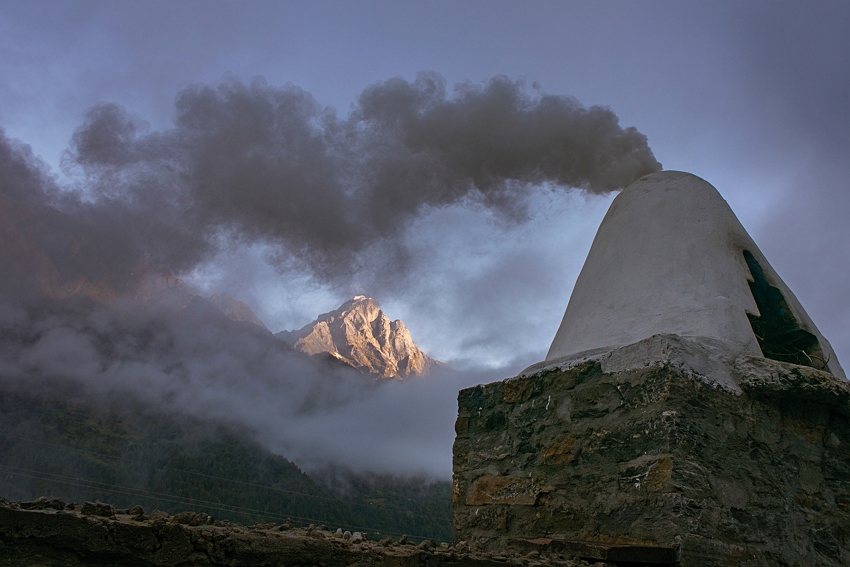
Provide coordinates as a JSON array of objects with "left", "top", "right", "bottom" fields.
[
  {"left": 52, "top": 72, "right": 660, "bottom": 291},
  {"left": 0, "top": 72, "right": 660, "bottom": 475}
]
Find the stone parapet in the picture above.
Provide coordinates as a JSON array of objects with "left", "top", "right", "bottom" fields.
[
  {"left": 452, "top": 349, "right": 850, "bottom": 566},
  {"left": 0, "top": 497, "right": 592, "bottom": 567}
]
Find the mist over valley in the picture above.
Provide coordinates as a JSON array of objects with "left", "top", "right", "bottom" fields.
[
  {"left": 1, "top": 2, "right": 847, "bottom": 544},
  {"left": 0, "top": 71, "right": 661, "bottom": 536}
]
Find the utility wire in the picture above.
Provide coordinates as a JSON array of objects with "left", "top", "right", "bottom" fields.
[
  {"left": 0, "top": 431, "right": 449, "bottom": 522},
  {"left": 0, "top": 462, "right": 436, "bottom": 542}
]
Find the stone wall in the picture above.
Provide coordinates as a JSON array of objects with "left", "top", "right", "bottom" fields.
[
  {"left": 0, "top": 497, "right": 593, "bottom": 567},
  {"left": 452, "top": 352, "right": 850, "bottom": 566}
]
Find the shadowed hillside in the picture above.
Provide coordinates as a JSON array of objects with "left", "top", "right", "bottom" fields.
[{"left": 0, "top": 388, "right": 452, "bottom": 542}]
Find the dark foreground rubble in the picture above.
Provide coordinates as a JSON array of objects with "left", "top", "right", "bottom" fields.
[{"left": 0, "top": 497, "right": 606, "bottom": 567}]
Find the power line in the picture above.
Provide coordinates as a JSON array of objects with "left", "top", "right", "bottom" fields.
[
  {"left": 0, "top": 462, "right": 436, "bottom": 542},
  {"left": 0, "top": 431, "right": 449, "bottom": 522}
]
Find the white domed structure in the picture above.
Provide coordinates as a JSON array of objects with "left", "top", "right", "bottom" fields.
[{"left": 546, "top": 171, "right": 845, "bottom": 381}]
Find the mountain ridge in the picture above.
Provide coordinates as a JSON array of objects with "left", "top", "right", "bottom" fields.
[
  {"left": 276, "top": 296, "right": 440, "bottom": 379},
  {"left": 208, "top": 292, "right": 271, "bottom": 332}
]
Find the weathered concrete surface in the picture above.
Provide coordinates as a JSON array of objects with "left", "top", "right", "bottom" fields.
[
  {"left": 546, "top": 171, "right": 844, "bottom": 380},
  {"left": 0, "top": 497, "right": 598, "bottom": 567},
  {"left": 453, "top": 349, "right": 850, "bottom": 566}
]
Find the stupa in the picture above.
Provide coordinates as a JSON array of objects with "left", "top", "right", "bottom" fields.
[
  {"left": 452, "top": 172, "right": 850, "bottom": 566},
  {"left": 546, "top": 170, "right": 844, "bottom": 383}
]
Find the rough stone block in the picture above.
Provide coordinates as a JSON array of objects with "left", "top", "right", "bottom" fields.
[{"left": 452, "top": 355, "right": 850, "bottom": 566}]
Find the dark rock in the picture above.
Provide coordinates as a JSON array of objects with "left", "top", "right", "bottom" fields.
[
  {"left": 19, "top": 497, "right": 65, "bottom": 511},
  {"left": 0, "top": 502, "right": 548, "bottom": 566},
  {"left": 80, "top": 501, "right": 114, "bottom": 517},
  {"left": 189, "top": 513, "right": 213, "bottom": 526},
  {"left": 171, "top": 511, "right": 196, "bottom": 524},
  {"left": 147, "top": 509, "right": 169, "bottom": 522}
]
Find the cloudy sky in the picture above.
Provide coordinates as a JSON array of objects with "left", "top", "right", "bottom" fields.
[{"left": 1, "top": 0, "right": 848, "bottom": 374}]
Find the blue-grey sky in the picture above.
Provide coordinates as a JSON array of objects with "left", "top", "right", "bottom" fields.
[{"left": 1, "top": 0, "right": 848, "bottom": 372}]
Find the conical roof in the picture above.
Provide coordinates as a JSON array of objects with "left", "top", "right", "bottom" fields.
[{"left": 547, "top": 171, "right": 845, "bottom": 380}]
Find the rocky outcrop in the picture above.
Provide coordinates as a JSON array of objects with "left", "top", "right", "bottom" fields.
[
  {"left": 276, "top": 296, "right": 439, "bottom": 379},
  {"left": 452, "top": 337, "right": 850, "bottom": 566},
  {"left": 0, "top": 498, "right": 596, "bottom": 567}
]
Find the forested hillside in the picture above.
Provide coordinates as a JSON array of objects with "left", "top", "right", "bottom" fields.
[{"left": 0, "top": 389, "right": 452, "bottom": 542}]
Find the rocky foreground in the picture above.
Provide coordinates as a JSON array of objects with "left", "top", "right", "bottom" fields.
[{"left": 0, "top": 497, "right": 605, "bottom": 567}]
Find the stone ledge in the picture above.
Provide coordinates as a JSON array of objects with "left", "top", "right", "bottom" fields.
[
  {"left": 0, "top": 498, "right": 599, "bottom": 567},
  {"left": 509, "top": 539, "right": 678, "bottom": 565},
  {"left": 736, "top": 356, "right": 850, "bottom": 413},
  {"left": 520, "top": 334, "right": 850, "bottom": 398}
]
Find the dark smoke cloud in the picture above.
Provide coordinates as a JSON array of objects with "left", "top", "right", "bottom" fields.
[
  {"left": 55, "top": 72, "right": 660, "bottom": 290},
  {"left": 0, "top": 73, "right": 659, "bottom": 476},
  {"left": 354, "top": 73, "right": 660, "bottom": 229}
]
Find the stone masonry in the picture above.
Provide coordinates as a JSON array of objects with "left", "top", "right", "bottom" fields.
[{"left": 452, "top": 340, "right": 850, "bottom": 566}]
